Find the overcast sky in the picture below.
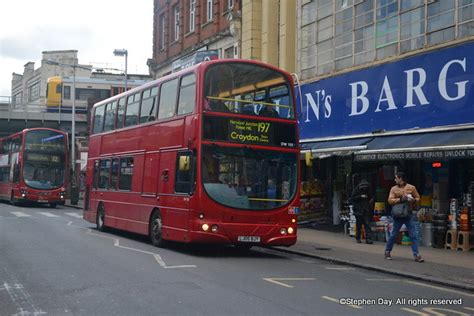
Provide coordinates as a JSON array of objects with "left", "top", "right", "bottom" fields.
[{"left": 0, "top": 0, "right": 153, "bottom": 96}]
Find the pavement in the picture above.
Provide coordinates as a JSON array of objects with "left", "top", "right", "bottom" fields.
[{"left": 65, "top": 199, "right": 474, "bottom": 292}]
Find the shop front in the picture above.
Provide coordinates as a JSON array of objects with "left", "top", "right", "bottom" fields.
[{"left": 298, "top": 41, "right": 474, "bottom": 249}]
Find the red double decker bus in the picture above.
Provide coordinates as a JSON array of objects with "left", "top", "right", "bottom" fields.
[
  {"left": 0, "top": 128, "right": 68, "bottom": 207},
  {"left": 84, "top": 59, "right": 300, "bottom": 248}
]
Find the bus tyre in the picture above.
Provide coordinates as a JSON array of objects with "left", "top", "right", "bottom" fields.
[
  {"left": 10, "top": 193, "right": 18, "bottom": 206},
  {"left": 96, "top": 205, "right": 107, "bottom": 232},
  {"left": 150, "top": 211, "right": 166, "bottom": 247}
]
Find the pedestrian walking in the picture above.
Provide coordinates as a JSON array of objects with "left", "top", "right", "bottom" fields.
[
  {"left": 350, "top": 178, "right": 374, "bottom": 244},
  {"left": 384, "top": 171, "right": 424, "bottom": 262}
]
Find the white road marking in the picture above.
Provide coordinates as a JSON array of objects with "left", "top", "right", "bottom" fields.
[
  {"left": 87, "top": 229, "right": 196, "bottom": 269},
  {"left": 321, "top": 295, "right": 363, "bottom": 309},
  {"left": 325, "top": 267, "right": 355, "bottom": 271},
  {"left": 405, "top": 280, "right": 474, "bottom": 298},
  {"left": 11, "top": 212, "right": 30, "bottom": 218},
  {"left": 401, "top": 308, "right": 430, "bottom": 315},
  {"left": 1, "top": 281, "right": 46, "bottom": 315},
  {"left": 39, "top": 212, "right": 59, "bottom": 217},
  {"left": 464, "top": 307, "right": 474, "bottom": 311},
  {"left": 366, "top": 278, "right": 401, "bottom": 282},
  {"left": 424, "top": 307, "right": 470, "bottom": 315},
  {"left": 263, "top": 278, "right": 315, "bottom": 288},
  {"left": 65, "top": 212, "right": 83, "bottom": 219}
]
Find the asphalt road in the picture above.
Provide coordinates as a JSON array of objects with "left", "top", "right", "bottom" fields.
[{"left": 1, "top": 202, "right": 473, "bottom": 316}]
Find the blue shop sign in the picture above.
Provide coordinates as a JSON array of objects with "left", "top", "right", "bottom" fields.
[{"left": 298, "top": 42, "right": 474, "bottom": 139}]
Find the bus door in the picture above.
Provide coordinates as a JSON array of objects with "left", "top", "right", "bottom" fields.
[{"left": 158, "top": 151, "right": 193, "bottom": 235}]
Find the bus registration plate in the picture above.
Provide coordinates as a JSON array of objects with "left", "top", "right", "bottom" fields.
[{"left": 238, "top": 236, "right": 260, "bottom": 243}]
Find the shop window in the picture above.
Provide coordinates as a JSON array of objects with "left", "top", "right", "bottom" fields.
[
  {"left": 400, "top": 6, "right": 425, "bottom": 53},
  {"left": 458, "top": 1, "right": 474, "bottom": 38}
]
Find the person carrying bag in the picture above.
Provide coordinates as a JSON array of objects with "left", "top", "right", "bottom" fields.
[
  {"left": 384, "top": 171, "right": 424, "bottom": 262},
  {"left": 350, "top": 178, "right": 374, "bottom": 244}
]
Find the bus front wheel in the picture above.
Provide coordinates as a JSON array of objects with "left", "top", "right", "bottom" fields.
[
  {"left": 96, "top": 204, "right": 107, "bottom": 232},
  {"left": 149, "top": 210, "right": 166, "bottom": 248}
]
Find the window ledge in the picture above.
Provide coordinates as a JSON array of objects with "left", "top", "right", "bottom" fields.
[
  {"left": 202, "top": 20, "right": 213, "bottom": 28},
  {"left": 185, "top": 31, "right": 195, "bottom": 38}
]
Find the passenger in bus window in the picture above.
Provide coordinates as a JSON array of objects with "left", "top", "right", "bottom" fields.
[
  {"left": 206, "top": 98, "right": 229, "bottom": 112},
  {"left": 259, "top": 104, "right": 279, "bottom": 118},
  {"left": 240, "top": 103, "right": 256, "bottom": 115}
]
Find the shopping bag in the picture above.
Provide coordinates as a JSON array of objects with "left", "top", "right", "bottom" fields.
[{"left": 392, "top": 203, "right": 409, "bottom": 217}]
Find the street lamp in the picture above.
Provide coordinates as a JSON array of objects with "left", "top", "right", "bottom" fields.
[
  {"left": 44, "top": 59, "right": 90, "bottom": 204},
  {"left": 113, "top": 49, "right": 128, "bottom": 92}
]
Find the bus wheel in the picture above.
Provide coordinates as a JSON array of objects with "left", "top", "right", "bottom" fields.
[
  {"left": 49, "top": 203, "right": 57, "bottom": 208},
  {"left": 10, "top": 193, "right": 18, "bottom": 206},
  {"left": 149, "top": 210, "right": 166, "bottom": 247},
  {"left": 96, "top": 204, "right": 107, "bottom": 232}
]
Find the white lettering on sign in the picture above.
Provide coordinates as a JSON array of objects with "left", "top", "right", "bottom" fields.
[
  {"left": 305, "top": 57, "right": 470, "bottom": 121},
  {"left": 304, "top": 89, "right": 332, "bottom": 122}
]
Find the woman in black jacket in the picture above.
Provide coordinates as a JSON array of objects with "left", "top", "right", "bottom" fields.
[{"left": 351, "top": 179, "right": 374, "bottom": 244}]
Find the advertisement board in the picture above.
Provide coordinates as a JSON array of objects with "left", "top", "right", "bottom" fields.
[{"left": 298, "top": 42, "right": 474, "bottom": 139}]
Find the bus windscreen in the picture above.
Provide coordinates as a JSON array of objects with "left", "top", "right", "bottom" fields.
[
  {"left": 23, "top": 130, "right": 66, "bottom": 190},
  {"left": 204, "top": 63, "right": 294, "bottom": 119}
]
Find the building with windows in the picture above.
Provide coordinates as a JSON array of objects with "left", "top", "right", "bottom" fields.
[
  {"left": 296, "top": 0, "right": 474, "bottom": 228},
  {"left": 11, "top": 50, "right": 150, "bottom": 111},
  {"left": 149, "top": 0, "right": 297, "bottom": 76},
  {"left": 149, "top": 0, "right": 241, "bottom": 77}
]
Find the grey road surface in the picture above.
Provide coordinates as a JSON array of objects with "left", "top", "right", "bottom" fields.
[{"left": 1, "top": 202, "right": 473, "bottom": 316}]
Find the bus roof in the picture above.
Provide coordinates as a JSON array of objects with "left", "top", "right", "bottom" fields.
[{"left": 91, "top": 59, "right": 293, "bottom": 110}]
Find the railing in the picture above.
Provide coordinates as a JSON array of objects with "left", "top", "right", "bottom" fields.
[
  {"left": 0, "top": 96, "right": 11, "bottom": 111},
  {"left": 0, "top": 97, "right": 88, "bottom": 123}
]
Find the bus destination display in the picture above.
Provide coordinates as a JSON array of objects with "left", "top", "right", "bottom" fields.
[{"left": 203, "top": 116, "right": 296, "bottom": 148}]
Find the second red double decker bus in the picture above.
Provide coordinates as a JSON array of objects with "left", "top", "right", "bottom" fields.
[
  {"left": 84, "top": 58, "right": 300, "bottom": 248},
  {"left": 0, "top": 128, "right": 68, "bottom": 207}
]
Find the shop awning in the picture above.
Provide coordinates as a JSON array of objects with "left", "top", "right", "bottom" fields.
[
  {"left": 354, "top": 129, "right": 474, "bottom": 161},
  {"left": 301, "top": 137, "right": 374, "bottom": 159}
]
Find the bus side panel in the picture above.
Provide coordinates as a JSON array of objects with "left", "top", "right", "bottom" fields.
[
  {"left": 142, "top": 152, "right": 160, "bottom": 196},
  {"left": 88, "top": 136, "right": 102, "bottom": 160},
  {"left": 158, "top": 151, "right": 189, "bottom": 242},
  {"left": 145, "top": 119, "right": 184, "bottom": 149}
]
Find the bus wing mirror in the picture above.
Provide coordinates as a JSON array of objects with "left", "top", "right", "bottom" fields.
[{"left": 179, "top": 156, "right": 190, "bottom": 171}]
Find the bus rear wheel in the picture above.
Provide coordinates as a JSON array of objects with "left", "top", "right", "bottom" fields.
[
  {"left": 96, "top": 204, "right": 107, "bottom": 232},
  {"left": 149, "top": 210, "right": 166, "bottom": 247}
]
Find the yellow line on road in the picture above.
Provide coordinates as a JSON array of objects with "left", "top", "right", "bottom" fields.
[
  {"left": 321, "top": 296, "right": 363, "bottom": 309},
  {"left": 405, "top": 281, "right": 474, "bottom": 298}
]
